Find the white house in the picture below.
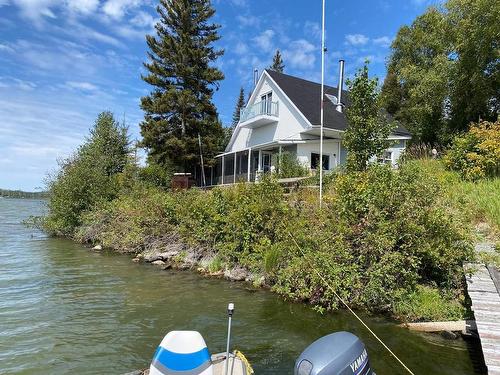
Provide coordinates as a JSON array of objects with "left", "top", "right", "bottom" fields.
[{"left": 210, "top": 67, "right": 411, "bottom": 185}]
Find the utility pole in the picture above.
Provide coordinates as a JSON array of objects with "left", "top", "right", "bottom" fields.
[{"left": 319, "top": 0, "right": 326, "bottom": 208}]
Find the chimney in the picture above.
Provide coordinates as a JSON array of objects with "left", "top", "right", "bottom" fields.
[
  {"left": 336, "top": 59, "right": 345, "bottom": 113},
  {"left": 253, "top": 68, "right": 259, "bottom": 88}
]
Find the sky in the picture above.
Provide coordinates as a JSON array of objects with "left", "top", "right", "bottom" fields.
[{"left": 0, "top": 0, "right": 440, "bottom": 191}]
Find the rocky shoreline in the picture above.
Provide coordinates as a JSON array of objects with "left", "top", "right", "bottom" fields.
[{"left": 90, "top": 235, "right": 266, "bottom": 286}]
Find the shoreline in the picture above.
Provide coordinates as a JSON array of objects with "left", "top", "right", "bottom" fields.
[{"left": 85, "top": 235, "right": 476, "bottom": 337}]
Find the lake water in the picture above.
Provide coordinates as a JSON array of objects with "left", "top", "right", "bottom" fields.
[{"left": 0, "top": 198, "right": 484, "bottom": 374}]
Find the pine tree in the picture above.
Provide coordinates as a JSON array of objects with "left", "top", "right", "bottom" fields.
[
  {"left": 231, "top": 87, "right": 245, "bottom": 129},
  {"left": 140, "top": 0, "right": 224, "bottom": 173},
  {"left": 270, "top": 50, "right": 285, "bottom": 73}
]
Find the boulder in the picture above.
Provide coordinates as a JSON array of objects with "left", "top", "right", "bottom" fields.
[
  {"left": 151, "top": 260, "right": 166, "bottom": 266},
  {"left": 92, "top": 244, "right": 102, "bottom": 251},
  {"left": 224, "top": 267, "right": 248, "bottom": 281}
]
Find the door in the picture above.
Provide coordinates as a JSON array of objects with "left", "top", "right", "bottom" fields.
[
  {"left": 260, "top": 92, "right": 272, "bottom": 115},
  {"left": 261, "top": 152, "right": 272, "bottom": 172}
]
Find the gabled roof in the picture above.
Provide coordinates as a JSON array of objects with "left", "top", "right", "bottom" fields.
[{"left": 265, "top": 69, "right": 411, "bottom": 137}]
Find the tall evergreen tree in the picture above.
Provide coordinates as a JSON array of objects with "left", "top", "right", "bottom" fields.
[
  {"left": 231, "top": 87, "right": 245, "bottom": 129},
  {"left": 270, "top": 50, "right": 285, "bottom": 73},
  {"left": 140, "top": 0, "right": 224, "bottom": 173}
]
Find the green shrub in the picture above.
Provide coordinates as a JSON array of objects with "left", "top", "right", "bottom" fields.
[
  {"left": 273, "top": 152, "right": 309, "bottom": 178},
  {"left": 138, "top": 162, "right": 172, "bottom": 189},
  {"left": 44, "top": 112, "right": 130, "bottom": 235},
  {"left": 72, "top": 163, "right": 472, "bottom": 321},
  {"left": 444, "top": 120, "right": 500, "bottom": 180},
  {"left": 274, "top": 163, "right": 472, "bottom": 313}
]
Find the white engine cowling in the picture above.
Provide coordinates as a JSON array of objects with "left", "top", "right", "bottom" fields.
[{"left": 149, "top": 331, "right": 213, "bottom": 375}]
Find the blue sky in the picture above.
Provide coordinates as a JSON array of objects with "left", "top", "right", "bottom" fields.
[{"left": 0, "top": 0, "right": 438, "bottom": 191}]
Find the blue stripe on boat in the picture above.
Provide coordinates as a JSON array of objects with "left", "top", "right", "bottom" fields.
[{"left": 153, "top": 346, "right": 211, "bottom": 372}]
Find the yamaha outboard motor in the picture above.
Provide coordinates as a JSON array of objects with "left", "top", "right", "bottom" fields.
[{"left": 295, "top": 332, "right": 374, "bottom": 375}]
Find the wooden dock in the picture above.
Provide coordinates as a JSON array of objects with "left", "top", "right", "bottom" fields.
[{"left": 465, "top": 263, "right": 500, "bottom": 374}]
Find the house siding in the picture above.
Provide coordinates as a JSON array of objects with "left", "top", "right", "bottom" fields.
[
  {"left": 297, "top": 141, "right": 340, "bottom": 170},
  {"left": 227, "top": 72, "right": 310, "bottom": 153}
]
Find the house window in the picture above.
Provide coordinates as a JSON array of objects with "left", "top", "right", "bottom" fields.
[
  {"left": 260, "top": 92, "right": 272, "bottom": 114},
  {"left": 311, "top": 153, "right": 329, "bottom": 170},
  {"left": 377, "top": 150, "right": 393, "bottom": 165}
]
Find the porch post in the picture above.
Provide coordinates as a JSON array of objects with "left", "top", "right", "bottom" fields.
[
  {"left": 278, "top": 145, "right": 282, "bottom": 173},
  {"left": 222, "top": 155, "right": 225, "bottom": 185},
  {"left": 338, "top": 142, "right": 341, "bottom": 167},
  {"left": 258, "top": 150, "right": 262, "bottom": 172},
  {"left": 247, "top": 148, "right": 251, "bottom": 182},
  {"left": 233, "top": 152, "right": 237, "bottom": 183}
]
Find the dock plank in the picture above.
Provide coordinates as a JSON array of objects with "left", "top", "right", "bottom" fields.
[{"left": 465, "top": 264, "right": 500, "bottom": 375}]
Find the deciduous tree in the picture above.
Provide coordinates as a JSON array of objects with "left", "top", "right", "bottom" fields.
[{"left": 344, "top": 62, "right": 394, "bottom": 171}]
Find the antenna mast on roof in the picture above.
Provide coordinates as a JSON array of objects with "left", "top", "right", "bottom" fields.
[{"left": 319, "top": 0, "right": 326, "bottom": 208}]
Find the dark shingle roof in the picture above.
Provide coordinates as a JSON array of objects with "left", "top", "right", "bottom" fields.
[{"left": 265, "top": 69, "right": 411, "bottom": 137}]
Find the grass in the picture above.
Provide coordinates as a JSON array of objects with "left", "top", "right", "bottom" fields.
[
  {"left": 393, "top": 285, "right": 467, "bottom": 322},
  {"left": 414, "top": 159, "right": 500, "bottom": 238}
]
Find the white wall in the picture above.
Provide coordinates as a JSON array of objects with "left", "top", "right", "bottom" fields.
[
  {"left": 227, "top": 72, "right": 311, "bottom": 152},
  {"left": 296, "top": 141, "right": 340, "bottom": 170}
]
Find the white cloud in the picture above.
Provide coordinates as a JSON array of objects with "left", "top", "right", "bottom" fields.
[
  {"left": 130, "top": 10, "right": 156, "bottom": 28},
  {"left": 11, "top": 0, "right": 59, "bottom": 23},
  {"left": 66, "top": 0, "right": 100, "bottom": 15},
  {"left": 65, "top": 81, "right": 99, "bottom": 91},
  {"left": 102, "top": 0, "right": 143, "bottom": 20},
  {"left": 253, "top": 29, "right": 275, "bottom": 53},
  {"left": 234, "top": 41, "right": 248, "bottom": 55},
  {"left": 373, "top": 36, "right": 392, "bottom": 48},
  {"left": 345, "top": 33, "right": 369, "bottom": 46},
  {"left": 0, "top": 0, "right": 10, "bottom": 6},
  {"left": 236, "top": 14, "right": 259, "bottom": 28},
  {"left": 0, "top": 43, "right": 14, "bottom": 53},
  {"left": 283, "top": 39, "right": 316, "bottom": 69},
  {"left": 304, "top": 21, "right": 321, "bottom": 41},
  {"left": 0, "top": 77, "right": 37, "bottom": 90}
]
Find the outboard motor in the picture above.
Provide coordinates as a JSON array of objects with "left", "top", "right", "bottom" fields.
[
  {"left": 149, "top": 331, "right": 213, "bottom": 375},
  {"left": 294, "top": 332, "right": 374, "bottom": 375}
]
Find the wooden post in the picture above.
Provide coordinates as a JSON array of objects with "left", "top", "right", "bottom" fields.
[
  {"left": 222, "top": 155, "right": 225, "bottom": 185},
  {"left": 278, "top": 145, "right": 282, "bottom": 174},
  {"left": 247, "top": 148, "right": 251, "bottom": 182},
  {"left": 233, "top": 152, "right": 237, "bottom": 183}
]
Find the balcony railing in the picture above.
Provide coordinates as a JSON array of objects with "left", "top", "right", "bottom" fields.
[{"left": 240, "top": 100, "right": 279, "bottom": 123}]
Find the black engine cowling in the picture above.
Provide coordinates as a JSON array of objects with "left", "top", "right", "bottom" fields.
[{"left": 294, "top": 332, "right": 374, "bottom": 375}]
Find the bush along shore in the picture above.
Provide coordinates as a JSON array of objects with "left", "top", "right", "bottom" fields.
[{"left": 42, "top": 143, "right": 475, "bottom": 322}]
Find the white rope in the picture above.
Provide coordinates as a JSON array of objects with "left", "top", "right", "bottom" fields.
[{"left": 286, "top": 230, "right": 416, "bottom": 375}]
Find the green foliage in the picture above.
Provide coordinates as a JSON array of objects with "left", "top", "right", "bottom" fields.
[
  {"left": 444, "top": 120, "right": 500, "bottom": 180},
  {"left": 343, "top": 62, "right": 395, "bottom": 171},
  {"left": 138, "top": 162, "right": 172, "bottom": 189},
  {"left": 140, "top": 0, "right": 225, "bottom": 174},
  {"left": 382, "top": 0, "right": 499, "bottom": 143},
  {"left": 232, "top": 87, "right": 245, "bottom": 128},
  {"left": 44, "top": 112, "right": 130, "bottom": 235},
  {"left": 394, "top": 285, "right": 466, "bottom": 322},
  {"left": 416, "top": 158, "right": 500, "bottom": 232},
  {"left": 270, "top": 50, "right": 285, "bottom": 73},
  {"left": 75, "top": 163, "right": 472, "bottom": 321},
  {"left": 273, "top": 152, "right": 309, "bottom": 178}
]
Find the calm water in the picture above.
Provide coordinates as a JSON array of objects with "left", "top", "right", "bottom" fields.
[{"left": 0, "top": 198, "right": 483, "bottom": 374}]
